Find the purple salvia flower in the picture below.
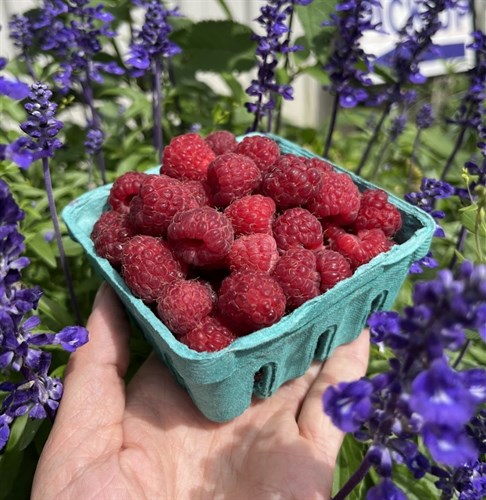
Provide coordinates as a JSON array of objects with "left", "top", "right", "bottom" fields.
[
  {"left": 322, "top": 378, "right": 373, "bottom": 432},
  {"left": 0, "top": 179, "right": 88, "bottom": 451},
  {"left": 405, "top": 177, "right": 454, "bottom": 237},
  {"left": 388, "top": 114, "right": 407, "bottom": 142},
  {"left": 19, "top": 82, "right": 63, "bottom": 161},
  {"left": 410, "top": 359, "right": 477, "bottom": 426},
  {"left": 126, "top": 0, "right": 181, "bottom": 76},
  {"left": 416, "top": 103, "right": 435, "bottom": 129},
  {"left": 323, "top": 0, "right": 378, "bottom": 109},
  {"left": 326, "top": 261, "right": 486, "bottom": 498},
  {"left": 366, "top": 478, "right": 407, "bottom": 500},
  {"left": 246, "top": 1, "right": 312, "bottom": 132},
  {"left": 0, "top": 76, "right": 30, "bottom": 100},
  {"left": 84, "top": 125, "right": 105, "bottom": 156}
]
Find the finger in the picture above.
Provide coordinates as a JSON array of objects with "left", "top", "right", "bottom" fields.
[
  {"left": 297, "top": 330, "right": 370, "bottom": 463},
  {"left": 45, "top": 283, "right": 131, "bottom": 454}
]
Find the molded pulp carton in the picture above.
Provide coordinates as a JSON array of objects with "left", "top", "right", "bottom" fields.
[{"left": 62, "top": 133, "right": 436, "bottom": 422}]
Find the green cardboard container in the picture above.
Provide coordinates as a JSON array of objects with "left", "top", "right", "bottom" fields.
[{"left": 62, "top": 133, "right": 436, "bottom": 422}]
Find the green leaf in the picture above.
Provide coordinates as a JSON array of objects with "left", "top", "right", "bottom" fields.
[
  {"left": 172, "top": 20, "right": 256, "bottom": 74},
  {"left": 6, "top": 414, "right": 43, "bottom": 453},
  {"left": 332, "top": 434, "right": 369, "bottom": 499},
  {"left": 25, "top": 232, "right": 57, "bottom": 268},
  {"left": 38, "top": 295, "right": 74, "bottom": 329},
  {"left": 0, "top": 450, "right": 23, "bottom": 500},
  {"left": 295, "top": 0, "right": 338, "bottom": 64},
  {"left": 459, "top": 204, "right": 486, "bottom": 237},
  {"left": 300, "top": 64, "right": 331, "bottom": 85}
]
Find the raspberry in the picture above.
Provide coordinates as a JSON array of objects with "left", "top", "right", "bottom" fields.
[
  {"left": 180, "top": 316, "right": 237, "bottom": 353},
  {"left": 207, "top": 153, "right": 262, "bottom": 207},
  {"left": 108, "top": 171, "right": 146, "bottom": 214},
  {"left": 235, "top": 135, "right": 280, "bottom": 174},
  {"left": 162, "top": 133, "right": 216, "bottom": 181},
  {"left": 218, "top": 270, "right": 286, "bottom": 334},
  {"left": 228, "top": 234, "right": 279, "bottom": 273},
  {"left": 353, "top": 189, "right": 402, "bottom": 236},
  {"left": 122, "top": 235, "right": 185, "bottom": 302},
  {"left": 273, "top": 207, "right": 323, "bottom": 253},
  {"left": 306, "top": 157, "right": 334, "bottom": 175},
  {"left": 156, "top": 279, "right": 216, "bottom": 336},
  {"left": 261, "top": 154, "right": 322, "bottom": 209},
  {"left": 128, "top": 174, "right": 199, "bottom": 236},
  {"left": 167, "top": 207, "right": 234, "bottom": 267},
  {"left": 314, "top": 249, "right": 353, "bottom": 292},
  {"left": 330, "top": 228, "right": 392, "bottom": 269},
  {"left": 224, "top": 194, "right": 276, "bottom": 236},
  {"left": 183, "top": 180, "right": 212, "bottom": 207},
  {"left": 321, "top": 223, "right": 346, "bottom": 245},
  {"left": 91, "top": 211, "right": 136, "bottom": 267},
  {"left": 307, "top": 171, "right": 361, "bottom": 225},
  {"left": 205, "top": 130, "right": 238, "bottom": 155},
  {"left": 271, "top": 248, "right": 320, "bottom": 310}
]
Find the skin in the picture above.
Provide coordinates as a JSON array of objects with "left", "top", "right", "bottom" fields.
[{"left": 32, "top": 283, "right": 370, "bottom": 500}]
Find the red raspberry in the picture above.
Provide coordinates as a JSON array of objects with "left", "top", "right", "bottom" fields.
[
  {"left": 167, "top": 207, "right": 234, "bottom": 267},
  {"left": 273, "top": 208, "right": 323, "bottom": 253},
  {"left": 207, "top": 153, "right": 262, "bottom": 207},
  {"left": 271, "top": 248, "right": 320, "bottom": 310},
  {"left": 306, "top": 157, "right": 334, "bottom": 175},
  {"left": 183, "top": 180, "right": 212, "bottom": 207},
  {"left": 91, "top": 211, "right": 136, "bottom": 267},
  {"left": 307, "top": 171, "right": 361, "bottom": 225},
  {"left": 108, "top": 171, "right": 146, "bottom": 214},
  {"left": 162, "top": 133, "right": 216, "bottom": 181},
  {"left": 205, "top": 130, "right": 238, "bottom": 155},
  {"left": 156, "top": 279, "right": 216, "bottom": 336},
  {"left": 314, "top": 249, "right": 353, "bottom": 292},
  {"left": 180, "top": 316, "right": 237, "bottom": 353},
  {"left": 261, "top": 154, "right": 322, "bottom": 209},
  {"left": 122, "top": 235, "right": 185, "bottom": 303},
  {"left": 353, "top": 189, "right": 402, "bottom": 236},
  {"left": 224, "top": 194, "right": 276, "bottom": 236},
  {"left": 228, "top": 234, "right": 279, "bottom": 273},
  {"left": 235, "top": 135, "right": 280, "bottom": 174},
  {"left": 321, "top": 223, "right": 346, "bottom": 244},
  {"left": 330, "top": 228, "right": 392, "bottom": 269},
  {"left": 218, "top": 270, "right": 286, "bottom": 334},
  {"left": 128, "top": 174, "right": 199, "bottom": 237}
]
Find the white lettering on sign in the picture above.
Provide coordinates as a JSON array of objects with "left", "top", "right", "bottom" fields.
[{"left": 360, "top": 0, "right": 475, "bottom": 79}]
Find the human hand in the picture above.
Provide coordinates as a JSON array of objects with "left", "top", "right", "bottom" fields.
[{"left": 32, "top": 283, "right": 369, "bottom": 500}]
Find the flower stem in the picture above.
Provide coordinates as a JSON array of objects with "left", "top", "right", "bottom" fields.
[
  {"left": 356, "top": 102, "right": 391, "bottom": 175},
  {"left": 153, "top": 58, "right": 164, "bottom": 159},
  {"left": 274, "top": 9, "right": 295, "bottom": 135},
  {"left": 408, "top": 129, "right": 422, "bottom": 190},
  {"left": 42, "top": 157, "right": 81, "bottom": 324},
  {"left": 324, "top": 94, "right": 340, "bottom": 158},
  {"left": 332, "top": 455, "right": 372, "bottom": 500},
  {"left": 83, "top": 79, "right": 107, "bottom": 184},
  {"left": 440, "top": 122, "right": 468, "bottom": 181},
  {"left": 449, "top": 224, "right": 468, "bottom": 269},
  {"left": 370, "top": 140, "right": 389, "bottom": 182}
]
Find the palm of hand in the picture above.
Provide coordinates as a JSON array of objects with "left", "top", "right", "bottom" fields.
[{"left": 32, "top": 285, "right": 369, "bottom": 500}]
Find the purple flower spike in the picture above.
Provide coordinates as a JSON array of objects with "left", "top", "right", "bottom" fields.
[
  {"left": 366, "top": 479, "right": 407, "bottom": 500},
  {"left": 323, "top": 379, "right": 373, "bottom": 432}
]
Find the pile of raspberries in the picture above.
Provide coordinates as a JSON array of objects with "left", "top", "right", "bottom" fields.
[{"left": 91, "top": 132, "right": 402, "bottom": 353}]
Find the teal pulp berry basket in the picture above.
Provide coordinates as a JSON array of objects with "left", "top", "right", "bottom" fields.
[{"left": 62, "top": 133, "right": 436, "bottom": 422}]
